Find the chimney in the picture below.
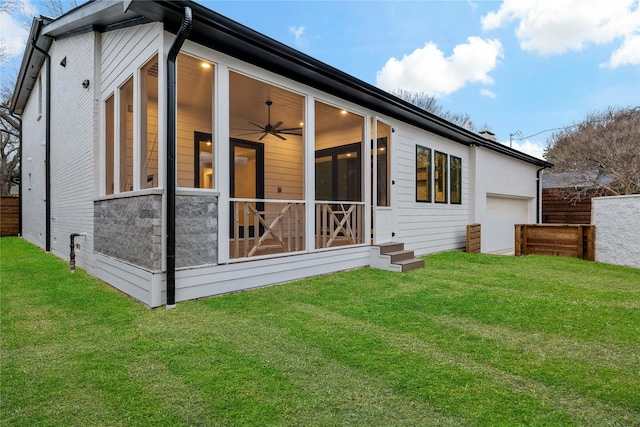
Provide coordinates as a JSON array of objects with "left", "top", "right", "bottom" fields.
[{"left": 479, "top": 130, "right": 496, "bottom": 141}]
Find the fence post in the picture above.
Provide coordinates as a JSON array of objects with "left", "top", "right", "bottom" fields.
[
  {"left": 585, "top": 225, "right": 596, "bottom": 261},
  {"left": 514, "top": 225, "right": 522, "bottom": 256}
]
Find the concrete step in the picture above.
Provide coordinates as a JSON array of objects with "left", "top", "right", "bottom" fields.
[{"left": 396, "top": 258, "right": 425, "bottom": 272}]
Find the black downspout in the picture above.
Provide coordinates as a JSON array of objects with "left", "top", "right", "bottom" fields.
[
  {"left": 536, "top": 166, "right": 548, "bottom": 224},
  {"left": 31, "top": 39, "right": 51, "bottom": 252},
  {"left": 166, "top": 7, "right": 192, "bottom": 308}
]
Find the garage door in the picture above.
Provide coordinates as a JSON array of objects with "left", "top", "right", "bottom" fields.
[{"left": 484, "top": 196, "right": 531, "bottom": 253}]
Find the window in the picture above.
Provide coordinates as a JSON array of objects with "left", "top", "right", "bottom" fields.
[
  {"left": 315, "top": 142, "right": 361, "bottom": 202},
  {"left": 450, "top": 156, "right": 462, "bottom": 204},
  {"left": 177, "top": 54, "right": 214, "bottom": 188},
  {"left": 194, "top": 131, "right": 213, "bottom": 188},
  {"left": 105, "top": 95, "right": 114, "bottom": 195},
  {"left": 315, "top": 101, "right": 363, "bottom": 203},
  {"left": 141, "top": 55, "right": 159, "bottom": 188},
  {"left": 434, "top": 151, "right": 447, "bottom": 203},
  {"left": 375, "top": 121, "right": 390, "bottom": 206},
  {"left": 119, "top": 77, "right": 134, "bottom": 192},
  {"left": 416, "top": 145, "right": 431, "bottom": 202}
]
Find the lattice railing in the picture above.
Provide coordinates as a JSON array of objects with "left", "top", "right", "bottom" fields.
[
  {"left": 231, "top": 199, "right": 305, "bottom": 259},
  {"left": 315, "top": 202, "right": 365, "bottom": 249}
]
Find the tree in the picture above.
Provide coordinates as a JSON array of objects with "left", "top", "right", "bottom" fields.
[
  {"left": 0, "top": 0, "right": 78, "bottom": 196},
  {"left": 0, "top": 85, "right": 20, "bottom": 196},
  {"left": 391, "top": 89, "right": 478, "bottom": 132},
  {"left": 545, "top": 106, "right": 640, "bottom": 200}
]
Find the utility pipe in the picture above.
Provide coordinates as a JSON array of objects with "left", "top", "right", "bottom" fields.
[
  {"left": 166, "top": 7, "right": 193, "bottom": 308},
  {"left": 30, "top": 38, "right": 51, "bottom": 252},
  {"left": 69, "top": 233, "right": 86, "bottom": 273},
  {"left": 536, "top": 166, "right": 548, "bottom": 223}
]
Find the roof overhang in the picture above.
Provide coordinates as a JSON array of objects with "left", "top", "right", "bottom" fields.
[
  {"left": 10, "top": 17, "right": 53, "bottom": 114},
  {"left": 11, "top": 0, "right": 551, "bottom": 168}
]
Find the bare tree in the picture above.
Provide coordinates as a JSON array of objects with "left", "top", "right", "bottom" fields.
[
  {"left": 0, "top": 84, "right": 20, "bottom": 196},
  {"left": 391, "top": 89, "right": 478, "bottom": 132},
  {"left": 545, "top": 106, "right": 640, "bottom": 201},
  {"left": 0, "top": 0, "right": 79, "bottom": 195}
]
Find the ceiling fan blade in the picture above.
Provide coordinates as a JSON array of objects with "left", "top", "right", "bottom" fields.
[
  {"left": 277, "top": 131, "right": 303, "bottom": 136},
  {"left": 271, "top": 121, "right": 283, "bottom": 131},
  {"left": 272, "top": 132, "right": 287, "bottom": 140},
  {"left": 236, "top": 131, "right": 264, "bottom": 137},
  {"left": 277, "top": 127, "right": 303, "bottom": 132},
  {"left": 249, "top": 122, "right": 266, "bottom": 130},
  {"left": 258, "top": 132, "right": 268, "bottom": 141}
]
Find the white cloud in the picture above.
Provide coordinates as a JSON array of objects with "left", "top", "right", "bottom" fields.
[
  {"left": 375, "top": 37, "right": 503, "bottom": 97},
  {"left": 289, "top": 25, "right": 308, "bottom": 50},
  {"left": 482, "top": 0, "right": 640, "bottom": 66},
  {"left": 480, "top": 88, "right": 497, "bottom": 98},
  {"left": 605, "top": 34, "right": 640, "bottom": 67},
  {"left": 0, "top": 9, "right": 30, "bottom": 60},
  {"left": 0, "top": 0, "right": 37, "bottom": 62},
  {"left": 501, "top": 139, "right": 546, "bottom": 159}
]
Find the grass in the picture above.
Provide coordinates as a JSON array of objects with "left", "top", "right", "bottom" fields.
[{"left": 1, "top": 236, "right": 639, "bottom": 426}]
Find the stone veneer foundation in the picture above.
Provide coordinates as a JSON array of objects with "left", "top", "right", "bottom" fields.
[{"left": 95, "top": 190, "right": 218, "bottom": 271}]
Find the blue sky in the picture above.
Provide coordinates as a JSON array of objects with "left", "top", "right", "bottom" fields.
[{"left": 2, "top": 0, "right": 639, "bottom": 158}]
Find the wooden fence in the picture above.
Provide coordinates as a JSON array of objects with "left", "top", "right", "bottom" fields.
[
  {"left": 515, "top": 224, "right": 595, "bottom": 261},
  {"left": 0, "top": 197, "right": 19, "bottom": 237},
  {"left": 542, "top": 188, "right": 592, "bottom": 224},
  {"left": 466, "top": 223, "right": 481, "bottom": 253}
]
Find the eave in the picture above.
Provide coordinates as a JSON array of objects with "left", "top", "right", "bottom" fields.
[{"left": 10, "top": 18, "right": 53, "bottom": 115}]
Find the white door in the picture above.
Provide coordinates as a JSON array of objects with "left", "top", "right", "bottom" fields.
[
  {"left": 373, "top": 119, "right": 393, "bottom": 244},
  {"left": 484, "top": 195, "right": 531, "bottom": 253}
]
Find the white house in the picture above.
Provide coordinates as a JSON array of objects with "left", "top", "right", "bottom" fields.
[{"left": 11, "top": 0, "right": 551, "bottom": 307}]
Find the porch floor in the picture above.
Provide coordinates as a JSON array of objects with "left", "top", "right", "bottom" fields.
[{"left": 230, "top": 235, "right": 360, "bottom": 259}]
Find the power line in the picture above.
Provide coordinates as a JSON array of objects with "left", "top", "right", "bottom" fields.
[{"left": 518, "top": 124, "right": 579, "bottom": 140}]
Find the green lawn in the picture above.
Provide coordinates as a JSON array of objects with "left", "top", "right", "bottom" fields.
[{"left": 1, "top": 237, "right": 639, "bottom": 426}]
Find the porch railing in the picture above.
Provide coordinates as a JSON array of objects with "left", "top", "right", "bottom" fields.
[
  {"left": 315, "top": 201, "right": 365, "bottom": 249},
  {"left": 231, "top": 199, "right": 305, "bottom": 259}
]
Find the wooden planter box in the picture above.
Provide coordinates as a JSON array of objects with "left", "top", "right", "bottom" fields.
[
  {"left": 466, "top": 223, "right": 481, "bottom": 254},
  {"left": 515, "top": 224, "right": 595, "bottom": 261}
]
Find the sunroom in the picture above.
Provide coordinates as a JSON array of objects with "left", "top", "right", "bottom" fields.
[{"left": 97, "top": 47, "right": 392, "bottom": 272}]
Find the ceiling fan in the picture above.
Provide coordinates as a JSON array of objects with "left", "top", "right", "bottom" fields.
[{"left": 236, "top": 100, "right": 302, "bottom": 141}]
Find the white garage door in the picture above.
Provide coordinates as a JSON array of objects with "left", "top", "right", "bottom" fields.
[{"left": 484, "top": 196, "right": 531, "bottom": 253}]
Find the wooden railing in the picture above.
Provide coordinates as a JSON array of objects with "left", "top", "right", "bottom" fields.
[
  {"left": 315, "top": 202, "right": 365, "bottom": 249},
  {"left": 231, "top": 199, "right": 304, "bottom": 259}
]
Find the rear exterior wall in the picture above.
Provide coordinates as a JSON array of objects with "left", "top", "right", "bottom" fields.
[
  {"left": 20, "top": 65, "right": 47, "bottom": 248},
  {"left": 47, "top": 32, "right": 99, "bottom": 273},
  {"left": 393, "top": 126, "right": 470, "bottom": 255}
]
